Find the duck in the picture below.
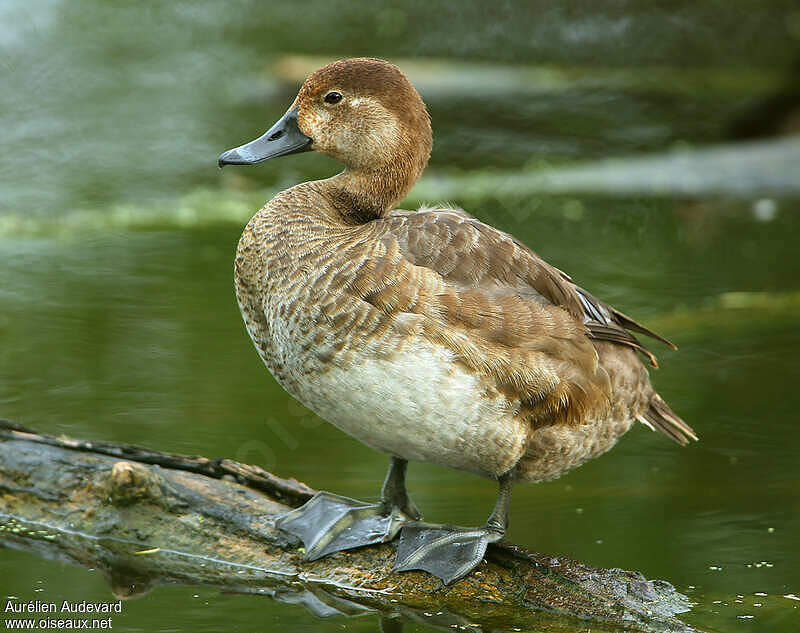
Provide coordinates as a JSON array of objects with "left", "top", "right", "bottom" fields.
[{"left": 218, "top": 57, "right": 697, "bottom": 585}]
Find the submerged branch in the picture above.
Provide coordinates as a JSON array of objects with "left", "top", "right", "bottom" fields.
[{"left": 0, "top": 420, "right": 701, "bottom": 633}]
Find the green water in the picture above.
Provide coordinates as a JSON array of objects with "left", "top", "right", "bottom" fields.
[{"left": 2, "top": 2, "right": 799, "bottom": 632}]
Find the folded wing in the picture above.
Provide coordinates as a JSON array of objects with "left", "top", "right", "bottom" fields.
[{"left": 344, "top": 207, "right": 693, "bottom": 442}]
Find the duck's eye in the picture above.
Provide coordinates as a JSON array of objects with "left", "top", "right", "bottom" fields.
[{"left": 324, "top": 91, "right": 343, "bottom": 104}]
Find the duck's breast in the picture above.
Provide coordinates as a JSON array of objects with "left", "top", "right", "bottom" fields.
[{"left": 290, "top": 333, "right": 529, "bottom": 479}]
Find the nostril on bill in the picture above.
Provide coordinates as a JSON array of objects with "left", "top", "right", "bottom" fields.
[{"left": 268, "top": 130, "right": 284, "bottom": 142}]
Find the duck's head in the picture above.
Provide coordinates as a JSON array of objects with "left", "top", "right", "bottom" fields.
[{"left": 219, "top": 58, "right": 432, "bottom": 219}]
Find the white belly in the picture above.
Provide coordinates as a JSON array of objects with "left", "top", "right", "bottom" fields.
[{"left": 286, "top": 341, "right": 528, "bottom": 479}]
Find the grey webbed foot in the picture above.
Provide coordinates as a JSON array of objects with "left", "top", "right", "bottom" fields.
[
  {"left": 393, "top": 522, "right": 503, "bottom": 584},
  {"left": 393, "top": 468, "right": 515, "bottom": 584},
  {"left": 275, "top": 457, "right": 421, "bottom": 561},
  {"left": 276, "top": 491, "right": 409, "bottom": 560}
]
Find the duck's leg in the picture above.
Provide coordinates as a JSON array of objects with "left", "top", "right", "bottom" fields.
[
  {"left": 393, "top": 469, "right": 514, "bottom": 584},
  {"left": 276, "top": 457, "right": 421, "bottom": 561}
]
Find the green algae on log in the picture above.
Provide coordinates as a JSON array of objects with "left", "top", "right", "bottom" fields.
[{"left": 0, "top": 420, "right": 702, "bottom": 633}]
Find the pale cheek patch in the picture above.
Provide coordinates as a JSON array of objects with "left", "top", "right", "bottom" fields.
[
  {"left": 343, "top": 96, "right": 400, "bottom": 167},
  {"left": 300, "top": 96, "right": 401, "bottom": 167}
]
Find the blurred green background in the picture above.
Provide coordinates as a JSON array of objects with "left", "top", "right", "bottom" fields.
[{"left": 1, "top": 1, "right": 799, "bottom": 632}]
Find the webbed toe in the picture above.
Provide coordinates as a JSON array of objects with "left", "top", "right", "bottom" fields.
[
  {"left": 393, "top": 521, "right": 504, "bottom": 584},
  {"left": 276, "top": 491, "right": 410, "bottom": 560}
]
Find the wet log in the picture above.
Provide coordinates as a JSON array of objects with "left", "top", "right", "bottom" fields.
[{"left": 0, "top": 419, "right": 701, "bottom": 633}]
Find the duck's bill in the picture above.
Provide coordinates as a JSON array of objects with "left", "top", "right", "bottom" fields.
[{"left": 218, "top": 106, "right": 312, "bottom": 167}]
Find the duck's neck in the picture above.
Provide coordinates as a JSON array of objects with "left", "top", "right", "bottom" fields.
[{"left": 323, "top": 157, "right": 425, "bottom": 224}]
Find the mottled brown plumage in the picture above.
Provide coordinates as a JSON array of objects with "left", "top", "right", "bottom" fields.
[{"left": 229, "top": 57, "right": 696, "bottom": 487}]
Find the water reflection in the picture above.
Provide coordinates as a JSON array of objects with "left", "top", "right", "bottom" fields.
[{"left": 0, "top": 520, "right": 689, "bottom": 633}]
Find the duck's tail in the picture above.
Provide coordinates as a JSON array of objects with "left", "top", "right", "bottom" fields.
[{"left": 637, "top": 394, "right": 698, "bottom": 446}]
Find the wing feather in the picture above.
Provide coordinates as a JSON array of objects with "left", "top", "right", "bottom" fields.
[{"left": 347, "top": 207, "right": 683, "bottom": 431}]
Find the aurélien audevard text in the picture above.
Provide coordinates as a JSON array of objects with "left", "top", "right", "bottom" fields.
[
  {"left": 4, "top": 599, "right": 122, "bottom": 629},
  {"left": 5, "top": 600, "right": 122, "bottom": 614}
]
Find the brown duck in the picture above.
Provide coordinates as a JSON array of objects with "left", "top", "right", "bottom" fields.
[{"left": 219, "top": 57, "right": 697, "bottom": 584}]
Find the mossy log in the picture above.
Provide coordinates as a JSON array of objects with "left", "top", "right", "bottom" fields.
[{"left": 0, "top": 420, "right": 701, "bottom": 633}]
